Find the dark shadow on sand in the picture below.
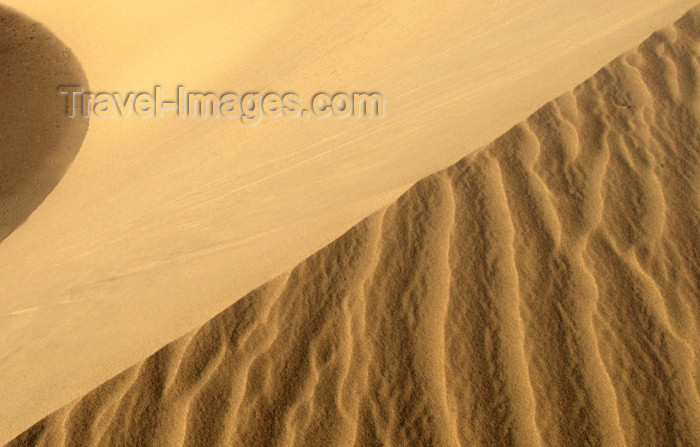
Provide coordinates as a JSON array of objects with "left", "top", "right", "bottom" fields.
[{"left": 0, "top": 5, "right": 89, "bottom": 243}]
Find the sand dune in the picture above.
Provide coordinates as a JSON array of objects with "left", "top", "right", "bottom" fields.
[
  {"left": 2, "top": 1, "right": 700, "bottom": 442},
  {"left": 7, "top": 6, "right": 700, "bottom": 446},
  {"left": 0, "top": 6, "right": 88, "bottom": 243}
]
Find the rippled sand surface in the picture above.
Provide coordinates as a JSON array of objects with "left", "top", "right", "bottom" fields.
[
  {"left": 4, "top": 1, "right": 698, "bottom": 443},
  {"left": 7, "top": 6, "right": 700, "bottom": 446}
]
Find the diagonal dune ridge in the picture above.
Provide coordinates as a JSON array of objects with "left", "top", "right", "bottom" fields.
[
  {"left": 0, "top": 6, "right": 89, "bottom": 243},
  {"left": 7, "top": 5, "right": 700, "bottom": 446},
  {"left": 2, "top": 2, "right": 699, "bottom": 443}
]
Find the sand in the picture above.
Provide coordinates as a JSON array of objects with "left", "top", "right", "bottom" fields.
[
  {"left": 1, "top": 1, "right": 699, "bottom": 442},
  {"left": 0, "top": 6, "right": 88, "bottom": 243},
  {"left": 5, "top": 6, "right": 700, "bottom": 446}
]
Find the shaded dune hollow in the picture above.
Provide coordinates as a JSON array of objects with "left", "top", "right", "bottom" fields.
[
  {"left": 7, "top": 6, "right": 700, "bottom": 447},
  {"left": 0, "top": 5, "right": 88, "bottom": 243}
]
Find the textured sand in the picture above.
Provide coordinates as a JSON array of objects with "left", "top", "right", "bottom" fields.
[
  {"left": 0, "top": 6, "right": 88, "bottom": 243},
  {"left": 2, "top": 2, "right": 699, "bottom": 442},
  {"left": 7, "top": 6, "right": 700, "bottom": 446}
]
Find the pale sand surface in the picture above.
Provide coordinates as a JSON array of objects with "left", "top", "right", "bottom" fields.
[
  {"left": 1, "top": 0, "right": 700, "bottom": 443},
  {"left": 5, "top": 6, "right": 700, "bottom": 446}
]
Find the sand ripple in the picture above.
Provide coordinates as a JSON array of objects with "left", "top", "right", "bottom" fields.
[{"left": 6, "top": 6, "right": 700, "bottom": 447}]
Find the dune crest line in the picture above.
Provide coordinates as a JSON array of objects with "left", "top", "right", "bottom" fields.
[{"left": 6, "top": 5, "right": 700, "bottom": 447}]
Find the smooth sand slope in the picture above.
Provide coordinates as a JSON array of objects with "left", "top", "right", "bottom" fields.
[
  {"left": 0, "top": 6, "right": 88, "bottom": 243},
  {"left": 1, "top": 1, "right": 699, "bottom": 442},
  {"left": 7, "top": 7, "right": 700, "bottom": 446}
]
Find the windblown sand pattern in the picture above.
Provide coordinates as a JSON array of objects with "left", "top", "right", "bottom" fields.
[
  {"left": 0, "top": 6, "right": 88, "bottom": 243},
  {"left": 7, "top": 6, "right": 700, "bottom": 447}
]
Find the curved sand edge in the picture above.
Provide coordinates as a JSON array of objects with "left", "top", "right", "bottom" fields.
[
  {"left": 7, "top": 5, "right": 700, "bottom": 446},
  {"left": 1, "top": 3, "right": 699, "bottom": 443},
  {"left": 0, "top": 5, "right": 89, "bottom": 243}
]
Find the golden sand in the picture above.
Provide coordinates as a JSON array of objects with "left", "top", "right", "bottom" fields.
[
  {"left": 1, "top": 2, "right": 698, "bottom": 441},
  {"left": 6, "top": 6, "right": 700, "bottom": 446}
]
